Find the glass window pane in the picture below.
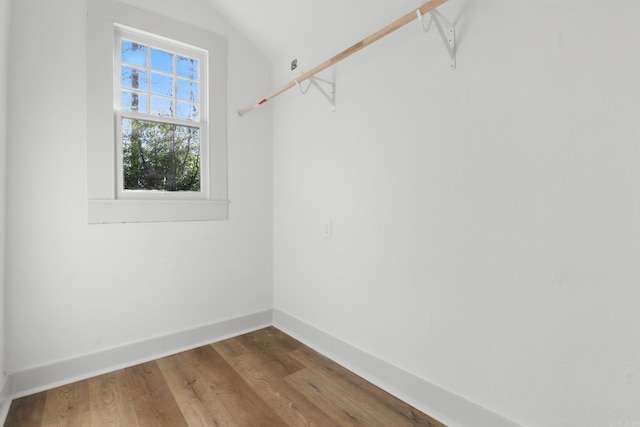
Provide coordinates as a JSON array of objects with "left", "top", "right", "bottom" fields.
[
  {"left": 177, "top": 102, "right": 199, "bottom": 121},
  {"left": 121, "top": 66, "right": 148, "bottom": 91},
  {"left": 177, "top": 79, "right": 199, "bottom": 102},
  {"left": 121, "top": 117, "right": 201, "bottom": 192},
  {"left": 150, "top": 72, "right": 173, "bottom": 97},
  {"left": 151, "top": 48, "right": 173, "bottom": 73},
  {"left": 150, "top": 96, "right": 173, "bottom": 117},
  {"left": 121, "top": 41, "right": 147, "bottom": 67},
  {"left": 177, "top": 56, "right": 199, "bottom": 80},
  {"left": 121, "top": 92, "right": 148, "bottom": 114}
]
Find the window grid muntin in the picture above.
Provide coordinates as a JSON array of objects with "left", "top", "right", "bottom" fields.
[{"left": 119, "top": 39, "right": 201, "bottom": 121}]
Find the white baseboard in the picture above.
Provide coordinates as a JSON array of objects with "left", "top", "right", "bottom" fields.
[
  {"left": 273, "top": 309, "right": 521, "bottom": 427},
  {"left": 8, "top": 310, "right": 272, "bottom": 400},
  {"left": 0, "top": 373, "right": 12, "bottom": 426},
  {"left": 0, "top": 374, "right": 9, "bottom": 402}
]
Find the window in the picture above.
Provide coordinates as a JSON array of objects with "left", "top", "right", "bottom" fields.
[
  {"left": 87, "top": 0, "right": 228, "bottom": 223},
  {"left": 115, "top": 28, "right": 207, "bottom": 199}
]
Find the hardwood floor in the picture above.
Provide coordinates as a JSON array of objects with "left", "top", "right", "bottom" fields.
[{"left": 5, "top": 327, "right": 446, "bottom": 426}]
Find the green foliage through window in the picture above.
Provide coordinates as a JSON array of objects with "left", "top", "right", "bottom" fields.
[{"left": 122, "top": 118, "right": 201, "bottom": 192}]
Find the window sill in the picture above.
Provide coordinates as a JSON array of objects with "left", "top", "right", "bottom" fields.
[{"left": 88, "top": 199, "right": 229, "bottom": 224}]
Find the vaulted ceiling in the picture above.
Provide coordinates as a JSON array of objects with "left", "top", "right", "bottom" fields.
[{"left": 205, "top": 0, "right": 433, "bottom": 70}]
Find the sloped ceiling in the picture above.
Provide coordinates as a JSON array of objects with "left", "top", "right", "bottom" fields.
[{"left": 205, "top": 0, "right": 431, "bottom": 70}]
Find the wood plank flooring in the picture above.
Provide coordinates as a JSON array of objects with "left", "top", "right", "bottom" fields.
[{"left": 5, "top": 327, "right": 446, "bottom": 427}]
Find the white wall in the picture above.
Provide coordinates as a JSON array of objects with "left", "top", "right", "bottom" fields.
[
  {"left": 273, "top": 1, "right": 640, "bottom": 426},
  {"left": 6, "top": 0, "right": 273, "bottom": 372},
  {"left": 0, "top": 0, "right": 10, "bottom": 391}
]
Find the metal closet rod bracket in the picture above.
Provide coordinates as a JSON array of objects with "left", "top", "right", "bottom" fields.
[
  {"left": 416, "top": 8, "right": 456, "bottom": 69},
  {"left": 295, "top": 75, "right": 336, "bottom": 112}
]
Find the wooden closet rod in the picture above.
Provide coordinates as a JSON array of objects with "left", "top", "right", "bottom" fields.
[{"left": 237, "top": 0, "right": 449, "bottom": 116}]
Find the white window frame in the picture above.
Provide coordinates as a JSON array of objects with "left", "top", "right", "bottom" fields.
[
  {"left": 114, "top": 27, "right": 209, "bottom": 201},
  {"left": 87, "top": 0, "right": 228, "bottom": 223}
]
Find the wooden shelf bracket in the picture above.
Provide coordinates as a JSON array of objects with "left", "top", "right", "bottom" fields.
[
  {"left": 295, "top": 75, "right": 336, "bottom": 112},
  {"left": 417, "top": 9, "right": 456, "bottom": 69}
]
